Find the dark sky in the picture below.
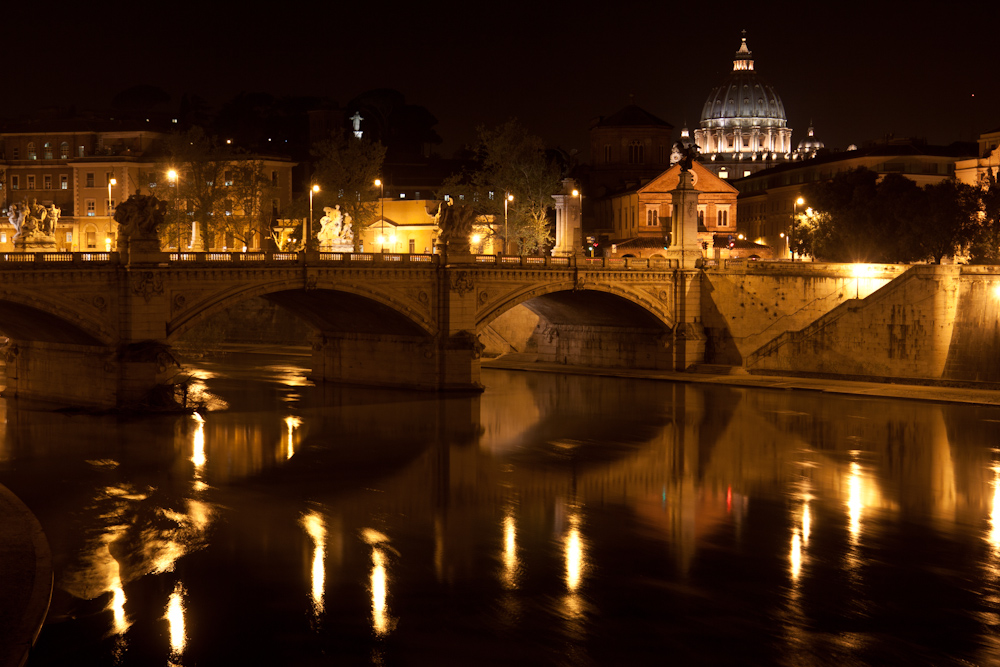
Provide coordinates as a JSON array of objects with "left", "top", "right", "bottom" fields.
[{"left": 5, "top": 1, "right": 996, "bottom": 158}]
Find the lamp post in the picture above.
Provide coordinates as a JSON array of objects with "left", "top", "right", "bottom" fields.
[
  {"left": 107, "top": 176, "right": 116, "bottom": 251},
  {"left": 168, "top": 170, "right": 179, "bottom": 250},
  {"left": 374, "top": 178, "right": 385, "bottom": 252},
  {"left": 792, "top": 196, "right": 804, "bottom": 261},
  {"left": 504, "top": 193, "right": 513, "bottom": 254},
  {"left": 308, "top": 184, "right": 319, "bottom": 250}
]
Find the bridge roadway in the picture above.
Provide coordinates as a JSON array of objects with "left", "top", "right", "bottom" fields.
[{"left": 0, "top": 250, "right": 701, "bottom": 409}]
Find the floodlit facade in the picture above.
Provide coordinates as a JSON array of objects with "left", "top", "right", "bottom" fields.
[
  {"left": 0, "top": 122, "right": 295, "bottom": 252},
  {"left": 601, "top": 161, "right": 739, "bottom": 259},
  {"left": 955, "top": 127, "right": 1000, "bottom": 186}
]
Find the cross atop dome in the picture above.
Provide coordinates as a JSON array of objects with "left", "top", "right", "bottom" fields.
[{"left": 733, "top": 32, "right": 754, "bottom": 71}]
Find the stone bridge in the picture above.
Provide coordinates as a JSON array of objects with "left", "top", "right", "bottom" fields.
[{"left": 0, "top": 250, "right": 703, "bottom": 409}]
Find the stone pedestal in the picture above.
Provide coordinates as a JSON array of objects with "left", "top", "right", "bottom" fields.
[
  {"left": 22, "top": 236, "right": 57, "bottom": 252},
  {"left": 664, "top": 170, "right": 703, "bottom": 270},
  {"left": 551, "top": 178, "right": 582, "bottom": 257}
]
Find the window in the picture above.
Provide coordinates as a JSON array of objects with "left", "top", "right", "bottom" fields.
[
  {"left": 717, "top": 210, "right": 728, "bottom": 227},
  {"left": 86, "top": 173, "right": 95, "bottom": 188},
  {"left": 43, "top": 143, "right": 52, "bottom": 159},
  {"left": 12, "top": 148, "right": 18, "bottom": 159},
  {"left": 78, "top": 146, "right": 85, "bottom": 157},
  {"left": 106, "top": 199, "right": 116, "bottom": 215},
  {"left": 409, "top": 239, "right": 415, "bottom": 253},
  {"left": 719, "top": 169, "right": 729, "bottom": 179},
  {"left": 26, "top": 175, "right": 35, "bottom": 189},
  {"left": 60, "top": 175, "right": 68, "bottom": 190},
  {"left": 698, "top": 210, "right": 705, "bottom": 227},
  {"left": 627, "top": 141, "right": 644, "bottom": 164},
  {"left": 60, "top": 142, "right": 69, "bottom": 159},
  {"left": 43, "top": 175, "right": 51, "bottom": 189},
  {"left": 224, "top": 171, "right": 233, "bottom": 186},
  {"left": 271, "top": 199, "right": 279, "bottom": 217},
  {"left": 27, "top": 142, "right": 36, "bottom": 160},
  {"left": 743, "top": 170, "right": 751, "bottom": 178},
  {"left": 1, "top": 232, "right": 6, "bottom": 243},
  {"left": 11, "top": 176, "right": 18, "bottom": 190},
  {"left": 86, "top": 199, "right": 96, "bottom": 216},
  {"left": 646, "top": 210, "right": 658, "bottom": 226},
  {"left": 86, "top": 230, "right": 96, "bottom": 248},
  {"left": 270, "top": 171, "right": 278, "bottom": 187},
  {"left": 604, "top": 145, "right": 611, "bottom": 164},
  {"left": 65, "top": 231, "right": 72, "bottom": 243}
]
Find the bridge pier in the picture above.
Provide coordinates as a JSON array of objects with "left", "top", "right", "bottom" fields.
[{"left": 2, "top": 340, "right": 182, "bottom": 410}]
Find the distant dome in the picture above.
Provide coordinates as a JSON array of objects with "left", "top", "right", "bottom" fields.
[
  {"left": 796, "top": 125, "right": 825, "bottom": 156},
  {"left": 700, "top": 36, "right": 788, "bottom": 130}
]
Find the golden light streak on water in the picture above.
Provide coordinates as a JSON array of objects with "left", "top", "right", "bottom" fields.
[
  {"left": 109, "top": 560, "right": 128, "bottom": 636},
  {"left": 191, "top": 413, "right": 206, "bottom": 469},
  {"left": 989, "top": 466, "right": 1000, "bottom": 551},
  {"left": 847, "top": 461, "right": 862, "bottom": 545},
  {"left": 166, "top": 582, "right": 186, "bottom": 658},
  {"left": 802, "top": 503, "right": 811, "bottom": 544},
  {"left": 371, "top": 547, "right": 390, "bottom": 636},
  {"left": 501, "top": 511, "right": 519, "bottom": 589},
  {"left": 565, "top": 512, "right": 585, "bottom": 593},
  {"left": 284, "top": 416, "right": 301, "bottom": 460},
  {"left": 301, "top": 511, "right": 326, "bottom": 615},
  {"left": 790, "top": 528, "right": 802, "bottom": 581}
]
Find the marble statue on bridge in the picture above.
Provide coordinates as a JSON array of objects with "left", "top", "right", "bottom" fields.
[
  {"left": 114, "top": 192, "right": 167, "bottom": 255},
  {"left": 317, "top": 205, "right": 354, "bottom": 251},
  {"left": 6, "top": 199, "right": 58, "bottom": 250},
  {"left": 437, "top": 199, "right": 476, "bottom": 254}
]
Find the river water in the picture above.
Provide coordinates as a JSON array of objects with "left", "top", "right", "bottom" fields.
[{"left": 4, "top": 353, "right": 1000, "bottom": 666}]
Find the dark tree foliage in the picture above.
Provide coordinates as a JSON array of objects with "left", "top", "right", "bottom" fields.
[
  {"left": 804, "top": 168, "right": 979, "bottom": 264},
  {"left": 969, "top": 168, "right": 1000, "bottom": 265}
]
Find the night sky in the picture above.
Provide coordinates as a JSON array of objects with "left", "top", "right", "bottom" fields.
[{"left": 5, "top": 1, "right": 996, "bottom": 158}]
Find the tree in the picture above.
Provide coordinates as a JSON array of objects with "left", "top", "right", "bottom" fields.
[
  {"left": 444, "top": 120, "right": 561, "bottom": 255},
  {"left": 969, "top": 168, "right": 1000, "bottom": 264},
  {"left": 900, "top": 180, "right": 978, "bottom": 264},
  {"left": 311, "top": 133, "right": 386, "bottom": 251},
  {"left": 153, "top": 128, "right": 230, "bottom": 251},
  {"left": 217, "top": 158, "right": 277, "bottom": 251},
  {"left": 804, "top": 169, "right": 923, "bottom": 263}
]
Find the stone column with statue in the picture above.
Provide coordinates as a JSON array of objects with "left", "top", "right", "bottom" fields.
[{"left": 664, "top": 143, "right": 707, "bottom": 370}]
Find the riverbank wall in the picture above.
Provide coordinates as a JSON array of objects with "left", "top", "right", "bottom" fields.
[{"left": 705, "top": 262, "right": 1000, "bottom": 384}]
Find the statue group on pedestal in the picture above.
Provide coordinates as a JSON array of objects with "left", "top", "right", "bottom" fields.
[
  {"left": 317, "top": 205, "right": 354, "bottom": 248},
  {"left": 6, "top": 200, "right": 60, "bottom": 246}
]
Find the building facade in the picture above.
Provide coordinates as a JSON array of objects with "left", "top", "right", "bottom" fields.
[{"left": 0, "top": 122, "right": 296, "bottom": 252}]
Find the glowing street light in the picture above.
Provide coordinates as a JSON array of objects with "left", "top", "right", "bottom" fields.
[
  {"left": 504, "top": 193, "right": 514, "bottom": 254},
  {"left": 791, "top": 196, "right": 805, "bottom": 261},
  {"left": 168, "top": 170, "right": 179, "bottom": 249},
  {"left": 375, "top": 178, "right": 385, "bottom": 252},
  {"left": 107, "top": 176, "right": 117, "bottom": 251},
  {"left": 308, "top": 184, "right": 319, "bottom": 250}
]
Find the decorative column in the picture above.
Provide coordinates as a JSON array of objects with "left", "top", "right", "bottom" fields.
[
  {"left": 664, "top": 169, "right": 703, "bottom": 269},
  {"left": 551, "top": 178, "right": 582, "bottom": 257}
]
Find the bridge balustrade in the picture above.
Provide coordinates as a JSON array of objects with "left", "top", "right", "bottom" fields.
[{"left": 0, "top": 252, "right": 117, "bottom": 266}]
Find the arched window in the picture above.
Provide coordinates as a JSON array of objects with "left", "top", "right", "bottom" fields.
[
  {"left": 43, "top": 142, "right": 52, "bottom": 159},
  {"left": 60, "top": 142, "right": 69, "bottom": 159},
  {"left": 27, "top": 142, "right": 36, "bottom": 160},
  {"left": 627, "top": 141, "right": 644, "bottom": 165}
]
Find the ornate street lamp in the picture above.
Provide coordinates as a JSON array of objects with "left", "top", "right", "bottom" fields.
[
  {"left": 308, "top": 184, "right": 319, "bottom": 250},
  {"left": 504, "top": 193, "right": 513, "bottom": 254},
  {"left": 792, "top": 196, "right": 804, "bottom": 261},
  {"left": 375, "top": 179, "right": 385, "bottom": 252},
  {"left": 168, "top": 170, "right": 179, "bottom": 250}
]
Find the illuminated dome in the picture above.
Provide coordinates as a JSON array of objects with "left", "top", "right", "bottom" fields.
[
  {"left": 796, "top": 125, "right": 825, "bottom": 157},
  {"left": 694, "top": 35, "right": 794, "bottom": 163}
]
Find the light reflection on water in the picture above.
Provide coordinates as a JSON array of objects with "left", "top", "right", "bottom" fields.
[{"left": 4, "top": 357, "right": 1000, "bottom": 665}]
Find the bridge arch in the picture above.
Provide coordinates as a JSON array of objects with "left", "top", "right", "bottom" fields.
[
  {"left": 166, "top": 277, "right": 435, "bottom": 343},
  {"left": 477, "top": 282, "right": 675, "bottom": 332},
  {"left": 0, "top": 291, "right": 114, "bottom": 346}
]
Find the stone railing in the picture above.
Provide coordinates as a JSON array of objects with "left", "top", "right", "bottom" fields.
[
  {"left": 0, "top": 250, "right": 686, "bottom": 271},
  {"left": 0, "top": 252, "right": 118, "bottom": 265}
]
